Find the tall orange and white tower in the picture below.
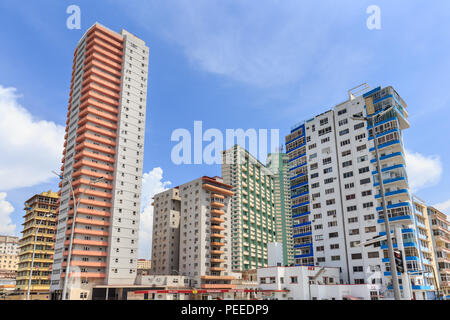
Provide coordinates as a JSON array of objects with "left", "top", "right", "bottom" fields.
[{"left": 50, "top": 23, "right": 149, "bottom": 300}]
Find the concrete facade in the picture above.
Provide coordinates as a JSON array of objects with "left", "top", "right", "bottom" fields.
[{"left": 50, "top": 23, "right": 149, "bottom": 300}]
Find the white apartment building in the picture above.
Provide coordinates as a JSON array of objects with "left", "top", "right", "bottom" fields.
[
  {"left": 51, "top": 23, "right": 149, "bottom": 300},
  {"left": 152, "top": 176, "right": 235, "bottom": 290},
  {"left": 257, "top": 265, "right": 382, "bottom": 300},
  {"left": 287, "top": 90, "right": 383, "bottom": 285}
]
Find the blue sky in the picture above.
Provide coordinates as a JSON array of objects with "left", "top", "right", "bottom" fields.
[{"left": 0, "top": 1, "right": 449, "bottom": 258}]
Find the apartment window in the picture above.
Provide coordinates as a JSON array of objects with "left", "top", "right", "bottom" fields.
[
  {"left": 321, "top": 137, "right": 330, "bottom": 143},
  {"left": 329, "top": 232, "right": 339, "bottom": 238},
  {"left": 363, "top": 202, "right": 374, "bottom": 208},
  {"left": 338, "top": 119, "right": 348, "bottom": 126},
  {"left": 316, "top": 246, "right": 325, "bottom": 252},
  {"left": 291, "top": 277, "right": 298, "bottom": 284},
  {"left": 362, "top": 190, "right": 372, "bottom": 197},
  {"left": 337, "top": 109, "right": 347, "bottom": 116},
  {"left": 339, "top": 129, "right": 349, "bottom": 136},
  {"left": 323, "top": 167, "right": 332, "bottom": 174},
  {"left": 346, "top": 194, "right": 356, "bottom": 200},
  {"left": 355, "top": 133, "right": 366, "bottom": 140},
  {"left": 340, "top": 139, "right": 350, "bottom": 146},
  {"left": 360, "top": 178, "right": 371, "bottom": 185},
  {"left": 348, "top": 217, "right": 358, "bottom": 223},
  {"left": 327, "top": 210, "right": 336, "bottom": 217},
  {"left": 342, "top": 160, "right": 352, "bottom": 168},
  {"left": 354, "top": 122, "right": 364, "bottom": 130},
  {"left": 342, "top": 150, "right": 351, "bottom": 157},
  {"left": 325, "top": 188, "right": 334, "bottom": 195},
  {"left": 352, "top": 253, "right": 362, "bottom": 260},
  {"left": 331, "top": 256, "right": 340, "bottom": 261},
  {"left": 357, "top": 144, "right": 367, "bottom": 152},
  {"left": 318, "top": 126, "right": 331, "bottom": 136},
  {"left": 343, "top": 172, "right": 353, "bottom": 178},
  {"left": 311, "top": 173, "right": 319, "bottom": 179},
  {"left": 353, "top": 266, "right": 363, "bottom": 272},
  {"left": 328, "top": 221, "right": 338, "bottom": 227},
  {"left": 349, "top": 229, "right": 360, "bottom": 235},
  {"left": 345, "top": 182, "right": 354, "bottom": 189},
  {"left": 359, "top": 167, "right": 370, "bottom": 174},
  {"left": 326, "top": 199, "right": 335, "bottom": 205},
  {"left": 323, "top": 157, "right": 332, "bottom": 165},
  {"left": 368, "top": 252, "right": 379, "bottom": 258},
  {"left": 320, "top": 118, "right": 329, "bottom": 126},
  {"left": 364, "top": 214, "right": 375, "bottom": 220},
  {"left": 365, "top": 226, "right": 377, "bottom": 233},
  {"left": 324, "top": 178, "right": 333, "bottom": 184}
]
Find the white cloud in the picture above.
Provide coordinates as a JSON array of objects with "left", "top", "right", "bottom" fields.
[
  {"left": 433, "top": 199, "right": 450, "bottom": 215},
  {"left": 405, "top": 150, "right": 442, "bottom": 192},
  {"left": 0, "top": 192, "right": 16, "bottom": 235},
  {"left": 0, "top": 85, "right": 65, "bottom": 190},
  {"left": 124, "top": 1, "right": 369, "bottom": 88},
  {"left": 139, "top": 167, "right": 172, "bottom": 259}
]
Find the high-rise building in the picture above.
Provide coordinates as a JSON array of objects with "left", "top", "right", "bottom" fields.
[
  {"left": 50, "top": 23, "right": 149, "bottom": 300},
  {"left": 266, "top": 152, "right": 294, "bottom": 265},
  {"left": 151, "top": 176, "right": 235, "bottom": 290},
  {"left": 407, "top": 196, "right": 439, "bottom": 300},
  {"left": 0, "top": 235, "right": 19, "bottom": 272},
  {"left": 222, "top": 145, "right": 277, "bottom": 272},
  {"left": 427, "top": 205, "right": 450, "bottom": 299},
  {"left": 151, "top": 188, "right": 181, "bottom": 275},
  {"left": 285, "top": 85, "right": 438, "bottom": 299},
  {"left": 16, "top": 191, "right": 59, "bottom": 297}
]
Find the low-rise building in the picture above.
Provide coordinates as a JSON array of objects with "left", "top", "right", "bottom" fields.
[
  {"left": 427, "top": 206, "right": 450, "bottom": 299},
  {"left": 257, "top": 265, "right": 382, "bottom": 300}
]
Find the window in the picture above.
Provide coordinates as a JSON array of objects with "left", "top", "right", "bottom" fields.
[
  {"left": 365, "top": 226, "right": 376, "bottom": 233},
  {"left": 342, "top": 160, "right": 352, "bottom": 167},
  {"left": 331, "top": 255, "right": 340, "bottom": 261},
  {"left": 355, "top": 133, "right": 366, "bottom": 140},
  {"left": 346, "top": 194, "right": 356, "bottom": 200},
  {"left": 320, "top": 118, "right": 329, "bottom": 126},
  {"left": 324, "top": 178, "right": 333, "bottom": 184},
  {"left": 349, "top": 229, "right": 360, "bottom": 235},
  {"left": 291, "top": 276, "right": 298, "bottom": 283},
  {"left": 359, "top": 167, "right": 370, "bottom": 174},
  {"left": 329, "top": 232, "right": 338, "bottom": 238},
  {"left": 326, "top": 199, "right": 335, "bottom": 205},
  {"left": 357, "top": 144, "right": 367, "bottom": 152},
  {"left": 354, "top": 122, "right": 364, "bottom": 130},
  {"left": 323, "top": 167, "right": 333, "bottom": 174},
  {"left": 348, "top": 217, "right": 358, "bottom": 223},
  {"left": 316, "top": 246, "right": 325, "bottom": 251},
  {"left": 342, "top": 150, "right": 351, "bottom": 157},
  {"left": 340, "top": 139, "right": 350, "bottom": 146},
  {"left": 360, "top": 178, "right": 371, "bottom": 185},
  {"left": 318, "top": 126, "right": 332, "bottom": 136},
  {"left": 337, "top": 109, "right": 347, "bottom": 116},
  {"left": 338, "top": 119, "right": 348, "bottom": 126},
  {"left": 330, "top": 243, "right": 339, "bottom": 249},
  {"left": 363, "top": 202, "right": 374, "bottom": 208},
  {"left": 353, "top": 266, "right": 363, "bottom": 272},
  {"left": 323, "top": 157, "right": 332, "bottom": 165},
  {"left": 368, "top": 252, "right": 379, "bottom": 258},
  {"left": 352, "top": 253, "right": 362, "bottom": 260},
  {"left": 362, "top": 190, "right": 372, "bottom": 197},
  {"left": 343, "top": 171, "right": 353, "bottom": 178},
  {"left": 328, "top": 221, "right": 338, "bottom": 227}
]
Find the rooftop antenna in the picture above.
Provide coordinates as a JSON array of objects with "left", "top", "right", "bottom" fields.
[{"left": 348, "top": 83, "right": 371, "bottom": 100}]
